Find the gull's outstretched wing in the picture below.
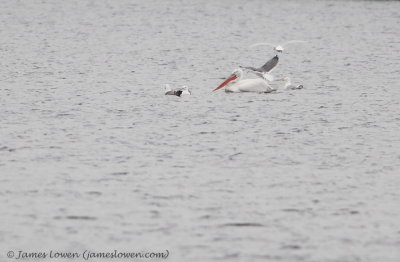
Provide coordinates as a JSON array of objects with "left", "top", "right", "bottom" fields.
[
  {"left": 240, "top": 66, "right": 259, "bottom": 72},
  {"left": 260, "top": 55, "right": 279, "bottom": 72},
  {"left": 249, "top": 42, "right": 277, "bottom": 48},
  {"left": 262, "top": 73, "right": 275, "bottom": 82},
  {"left": 240, "top": 55, "right": 279, "bottom": 76},
  {"left": 282, "top": 40, "right": 307, "bottom": 46}
]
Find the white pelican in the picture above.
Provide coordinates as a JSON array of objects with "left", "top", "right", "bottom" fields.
[
  {"left": 213, "top": 68, "right": 275, "bottom": 93},
  {"left": 241, "top": 55, "right": 279, "bottom": 76},
  {"left": 165, "top": 84, "right": 191, "bottom": 97},
  {"left": 250, "top": 40, "right": 306, "bottom": 53},
  {"left": 278, "top": 77, "right": 304, "bottom": 90}
]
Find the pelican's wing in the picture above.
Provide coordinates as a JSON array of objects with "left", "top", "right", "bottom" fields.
[
  {"left": 259, "top": 55, "right": 279, "bottom": 72},
  {"left": 282, "top": 40, "right": 307, "bottom": 46},
  {"left": 249, "top": 42, "right": 276, "bottom": 48}
]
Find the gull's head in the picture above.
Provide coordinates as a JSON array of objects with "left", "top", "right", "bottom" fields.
[
  {"left": 274, "top": 45, "right": 284, "bottom": 52},
  {"left": 213, "top": 68, "right": 242, "bottom": 92},
  {"left": 181, "top": 85, "right": 188, "bottom": 90}
]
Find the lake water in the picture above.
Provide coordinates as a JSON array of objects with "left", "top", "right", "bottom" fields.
[{"left": 1, "top": 0, "right": 400, "bottom": 261}]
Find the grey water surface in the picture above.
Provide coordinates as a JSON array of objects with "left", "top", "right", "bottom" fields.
[{"left": 1, "top": 0, "right": 400, "bottom": 261}]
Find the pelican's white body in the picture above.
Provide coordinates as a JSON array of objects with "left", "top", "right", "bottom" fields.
[
  {"left": 214, "top": 68, "right": 276, "bottom": 93},
  {"left": 225, "top": 78, "right": 273, "bottom": 93},
  {"left": 221, "top": 69, "right": 275, "bottom": 93}
]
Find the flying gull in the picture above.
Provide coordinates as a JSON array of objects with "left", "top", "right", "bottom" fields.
[{"left": 250, "top": 40, "right": 306, "bottom": 53}]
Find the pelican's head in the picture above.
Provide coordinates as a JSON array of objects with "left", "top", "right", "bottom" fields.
[
  {"left": 213, "top": 68, "right": 243, "bottom": 92},
  {"left": 274, "top": 45, "right": 284, "bottom": 52}
]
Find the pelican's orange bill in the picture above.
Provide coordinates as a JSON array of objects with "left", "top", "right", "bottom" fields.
[{"left": 213, "top": 75, "right": 237, "bottom": 91}]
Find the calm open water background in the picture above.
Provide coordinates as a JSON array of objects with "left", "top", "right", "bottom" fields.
[{"left": 1, "top": 0, "right": 400, "bottom": 261}]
